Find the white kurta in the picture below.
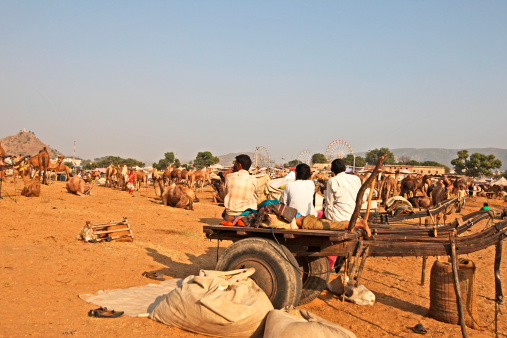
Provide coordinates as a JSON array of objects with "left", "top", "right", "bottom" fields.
[
  {"left": 324, "top": 172, "right": 362, "bottom": 221},
  {"left": 279, "top": 180, "right": 317, "bottom": 216}
]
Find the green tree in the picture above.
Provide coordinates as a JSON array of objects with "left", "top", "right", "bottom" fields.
[
  {"left": 153, "top": 152, "right": 175, "bottom": 170},
  {"left": 343, "top": 154, "right": 366, "bottom": 167},
  {"left": 421, "top": 161, "right": 451, "bottom": 173},
  {"left": 451, "top": 150, "right": 501, "bottom": 177},
  {"left": 172, "top": 159, "right": 181, "bottom": 168},
  {"left": 287, "top": 159, "right": 302, "bottom": 167},
  {"left": 86, "top": 156, "right": 144, "bottom": 169},
  {"left": 365, "top": 148, "right": 395, "bottom": 165},
  {"left": 311, "top": 153, "right": 328, "bottom": 164},
  {"left": 450, "top": 150, "right": 469, "bottom": 175},
  {"left": 194, "top": 151, "right": 219, "bottom": 169}
]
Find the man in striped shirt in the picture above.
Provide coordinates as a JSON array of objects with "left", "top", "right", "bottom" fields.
[{"left": 222, "top": 154, "right": 258, "bottom": 221}]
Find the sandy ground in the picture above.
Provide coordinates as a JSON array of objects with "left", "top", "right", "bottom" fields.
[{"left": 0, "top": 178, "right": 506, "bottom": 337}]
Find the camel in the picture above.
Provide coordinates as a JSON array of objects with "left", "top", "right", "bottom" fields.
[
  {"left": 105, "top": 164, "right": 117, "bottom": 187},
  {"left": 161, "top": 184, "right": 199, "bottom": 210},
  {"left": 170, "top": 168, "right": 181, "bottom": 184},
  {"left": 52, "top": 164, "right": 71, "bottom": 181},
  {"left": 153, "top": 177, "right": 165, "bottom": 199},
  {"left": 20, "top": 171, "right": 41, "bottom": 197},
  {"left": 190, "top": 167, "right": 212, "bottom": 192},
  {"left": 152, "top": 168, "right": 159, "bottom": 180},
  {"left": 0, "top": 142, "right": 5, "bottom": 158},
  {"left": 163, "top": 167, "right": 172, "bottom": 184},
  {"left": 66, "top": 176, "right": 93, "bottom": 196},
  {"left": 29, "top": 147, "right": 50, "bottom": 185},
  {"left": 400, "top": 174, "right": 431, "bottom": 198},
  {"left": 135, "top": 170, "right": 148, "bottom": 190},
  {"left": 210, "top": 178, "right": 225, "bottom": 203},
  {"left": 180, "top": 169, "right": 192, "bottom": 186},
  {"left": 378, "top": 171, "right": 401, "bottom": 205},
  {"left": 45, "top": 156, "right": 64, "bottom": 182}
]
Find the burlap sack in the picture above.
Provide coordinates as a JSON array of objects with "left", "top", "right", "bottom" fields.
[
  {"left": 263, "top": 307, "right": 356, "bottom": 338},
  {"left": 149, "top": 268, "right": 273, "bottom": 337}
]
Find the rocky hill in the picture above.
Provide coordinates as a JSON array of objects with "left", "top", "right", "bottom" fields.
[
  {"left": 218, "top": 152, "right": 256, "bottom": 166},
  {"left": 0, "top": 130, "right": 62, "bottom": 158}
]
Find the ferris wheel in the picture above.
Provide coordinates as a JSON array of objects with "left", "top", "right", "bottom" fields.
[
  {"left": 254, "top": 146, "right": 270, "bottom": 168},
  {"left": 326, "top": 140, "right": 354, "bottom": 162},
  {"left": 297, "top": 150, "right": 313, "bottom": 165}
]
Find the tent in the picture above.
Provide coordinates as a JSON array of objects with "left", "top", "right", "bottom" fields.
[{"left": 492, "top": 177, "right": 507, "bottom": 186}]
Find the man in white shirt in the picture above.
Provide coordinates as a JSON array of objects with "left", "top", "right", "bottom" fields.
[
  {"left": 324, "top": 159, "right": 362, "bottom": 222},
  {"left": 279, "top": 163, "right": 316, "bottom": 216}
]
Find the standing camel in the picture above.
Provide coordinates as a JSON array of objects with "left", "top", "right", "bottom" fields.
[{"left": 30, "top": 147, "right": 50, "bottom": 185}]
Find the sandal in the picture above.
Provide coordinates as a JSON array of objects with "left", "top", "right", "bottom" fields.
[
  {"left": 412, "top": 323, "right": 427, "bottom": 334},
  {"left": 142, "top": 271, "right": 164, "bottom": 281},
  {"left": 88, "top": 307, "right": 124, "bottom": 318}
]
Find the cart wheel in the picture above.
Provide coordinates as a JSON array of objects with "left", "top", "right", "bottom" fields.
[
  {"left": 215, "top": 237, "right": 302, "bottom": 309},
  {"left": 296, "top": 256, "right": 330, "bottom": 305}
]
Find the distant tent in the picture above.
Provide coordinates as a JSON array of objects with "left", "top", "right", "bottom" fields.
[
  {"left": 492, "top": 177, "right": 507, "bottom": 186},
  {"left": 400, "top": 169, "right": 413, "bottom": 174}
]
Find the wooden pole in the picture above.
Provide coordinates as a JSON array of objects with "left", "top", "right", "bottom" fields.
[
  {"left": 449, "top": 231, "right": 468, "bottom": 337},
  {"left": 349, "top": 154, "right": 386, "bottom": 232},
  {"left": 421, "top": 217, "right": 428, "bottom": 285}
]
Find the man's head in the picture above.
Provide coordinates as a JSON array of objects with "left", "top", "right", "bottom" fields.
[
  {"left": 331, "top": 159, "right": 346, "bottom": 175},
  {"left": 234, "top": 154, "right": 252, "bottom": 172},
  {"left": 295, "top": 163, "right": 312, "bottom": 180},
  {"left": 484, "top": 202, "right": 489, "bottom": 207}
]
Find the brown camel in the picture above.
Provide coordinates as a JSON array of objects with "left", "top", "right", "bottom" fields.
[
  {"left": 211, "top": 178, "right": 225, "bottom": 203},
  {"left": 105, "top": 164, "right": 118, "bottom": 188},
  {"left": 45, "top": 156, "right": 64, "bottom": 182},
  {"left": 163, "top": 167, "right": 172, "bottom": 184},
  {"left": 170, "top": 168, "right": 181, "bottom": 184},
  {"left": 400, "top": 174, "right": 431, "bottom": 198},
  {"left": 30, "top": 147, "right": 50, "bottom": 185},
  {"left": 20, "top": 171, "right": 41, "bottom": 197},
  {"left": 190, "top": 168, "right": 212, "bottom": 192},
  {"left": 379, "top": 171, "right": 401, "bottom": 205},
  {"left": 161, "top": 184, "right": 199, "bottom": 210},
  {"left": 66, "top": 176, "right": 92, "bottom": 196},
  {"left": 135, "top": 170, "right": 148, "bottom": 190},
  {"left": 52, "top": 164, "right": 71, "bottom": 181},
  {"left": 153, "top": 177, "right": 165, "bottom": 199},
  {"left": 180, "top": 169, "right": 192, "bottom": 186},
  {"left": 0, "top": 142, "right": 5, "bottom": 157}
]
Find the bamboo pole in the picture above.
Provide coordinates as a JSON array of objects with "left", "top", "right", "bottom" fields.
[{"left": 449, "top": 231, "right": 468, "bottom": 337}]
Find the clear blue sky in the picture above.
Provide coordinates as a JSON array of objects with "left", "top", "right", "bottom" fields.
[{"left": 1, "top": 1, "right": 506, "bottom": 165}]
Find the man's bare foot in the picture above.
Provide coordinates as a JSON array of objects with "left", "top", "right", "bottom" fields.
[{"left": 353, "top": 219, "right": 371, "bottom": 237}]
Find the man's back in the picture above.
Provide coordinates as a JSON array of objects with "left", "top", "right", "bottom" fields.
[
  {"left": 324, "top": 172, "right": 361, "bottom": 222},
  {"left": 224, "top": 170, "right": 257, "bottom": 216}
]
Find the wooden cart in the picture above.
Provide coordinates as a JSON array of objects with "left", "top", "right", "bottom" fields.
[{"left": 203, "top": 210, "right": 506, "bottom": 309}]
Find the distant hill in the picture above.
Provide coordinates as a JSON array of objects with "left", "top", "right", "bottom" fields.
[
  {"left": 0, "top": 130, "right": 63, "bottom": 158},
  {"left": 218, "top": 152, "right": 256, "bottom": 167},
  {"left": 356, "top": 148, "right": 507, "bottom": 170}
]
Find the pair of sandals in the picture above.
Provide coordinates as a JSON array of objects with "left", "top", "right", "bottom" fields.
[
  {"left": 142, "top": 271, "right": 164, "bottom": 281},
  {"left": 88, "top": 307, "right": 124, "bottom": 318}
]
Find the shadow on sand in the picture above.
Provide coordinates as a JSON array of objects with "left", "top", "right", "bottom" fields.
[{"left": 145, "top": 246, "right": 227, "bottom": 279}]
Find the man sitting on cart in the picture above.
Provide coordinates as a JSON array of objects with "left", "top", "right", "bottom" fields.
[
  {"left": 222, "top": 154, "right": 258, "bottom": 222},
  {"left": 295, "top": 158, "right": 371, "bottom": 236}
]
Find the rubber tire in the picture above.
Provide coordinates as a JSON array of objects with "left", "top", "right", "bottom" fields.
[
  {"left": 216, "top": 237, "right": 302, "bottom": 309},
  {"left": 296, "top": 256, "right": 330, "bottom": 305}
]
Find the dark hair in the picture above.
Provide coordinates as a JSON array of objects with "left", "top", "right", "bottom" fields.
[
  {"left": 331, "top": 159, "right": 346, "bottom": 175},
  {"left": 295, "top": 163, "right": 312, "bottom": 180},
  {"left": 235, "top": 154, "right": 252, "bottom": 171},
  {"left": 484, "top": 203, "right": 489, "bottom": 207}
]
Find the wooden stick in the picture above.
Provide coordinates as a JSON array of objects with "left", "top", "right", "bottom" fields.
[
  {"left": 421, "top": 217, "right": 428, "bottom": 286},
  {"left": 349, "top": 154, "right": 387, "bottom": 232},
  {"left": 363, "top": 179, "right": 376, "bottom": 222},
  {"left": 449, "top": 231, "right": 468, "bottom": 337}
]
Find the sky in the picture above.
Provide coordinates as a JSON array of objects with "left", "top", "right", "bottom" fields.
[{"left": 1, "top": 1, "right": 506, "bottom": 165}]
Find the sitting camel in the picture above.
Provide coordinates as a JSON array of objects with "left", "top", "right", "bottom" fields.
[
  {"left": 161, "top": 183, "right": 199, "bottom": 210},
  {"left": 21, "top": 172, "right": 41, "bottom": 197},
  {"left": 211, "top": 178, "right": 225, "bottom": 203},
  {"left": 66, "top": 176, "right": 93, "bottom": 196}
]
